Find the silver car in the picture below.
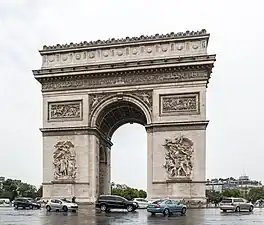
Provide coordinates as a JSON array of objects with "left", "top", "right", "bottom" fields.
[
  {"left": 219, "top": 197, "right": 254, "bottom": 212},
  {"left": 46, "top": 199, "right": 78, "bottom": 212},
  {"left": 132, "top": 198, "right": 151, "bottom": 209}
]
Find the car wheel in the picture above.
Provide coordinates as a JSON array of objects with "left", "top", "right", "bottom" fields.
[
  {"left": 127, "top": 205, "right": 134, "bottom": 212},
  {"left": 181, "top": 207, "right": 187, "bottom": 215},
  {"left": 46, "top": 205, "right": 51, "bottom": 212},
  {"left": 249, "top": 206, "right": 254, "bottom": 212},
  {"left": 100, "top": 204, "right": 107, "bottom": 212},
  {"left": 222, "top": 209, "right": 227, "bottom": 212},
  {"left": 29, "top": 205, "right": 33, "bottom": 210},
  {"left": 163, "top": 208, "right": 170, "bottom": 216},
  {"left": 72, "top": 210, "right": 76, "bottom": 213},
  {"left": 235, "top": 206, "right": 240, "bottom": 212},
  {"left": 62, "top": 206, "right": 68, "bottom": 212},
  {"left": 151, "top": 212, "right": 156, "bottom": 216}
]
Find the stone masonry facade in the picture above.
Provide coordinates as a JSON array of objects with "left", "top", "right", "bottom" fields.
[{"left": 33, "top": 29, "right": 216, "bottom": 203}]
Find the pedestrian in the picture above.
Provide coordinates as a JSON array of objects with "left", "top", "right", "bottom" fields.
[{"left": 72, "top": 196, "right": 76, "bottom": 203}]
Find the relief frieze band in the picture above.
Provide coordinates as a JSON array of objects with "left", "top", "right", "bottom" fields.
[
  {"left": 40, "top": 30, "right": 209, "bottom": 69},
  {"left": 41, "top": 70, "right": 208, "bottom": 92},
  {"left": 48, "top": 100, "right": 82, "bottom": 121},
  {"left": 160, "top": 93, "right": 200, "bottom": 116}
]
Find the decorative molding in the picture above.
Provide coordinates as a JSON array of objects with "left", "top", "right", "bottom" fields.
[
  {"left": 40, "top": 126, "right": 113, "bottom": 147},
  {"left": 89, "top": 90, "right": 153, "bottom": 114},
  {"left": 43, "top": 182, "right": 90, "bottom": 185},
  {"left": 41, "top": 29, "right": 208, "bottom": 52},
  {"left": 48, "top": 100, "right": 82, "bottom": 121},
  {"left": 41, "top": 70, "right": 208, "bottom": 92},
  {"left": 39, "top": 30, "right": 209, "bottom": 69},
  {"left": 152, "top": 180, "right": 206, "bottom": 184},
  {"left": 163, "top": 135, "right": 194, "bottom": 179},
  {"left": 33, "top": 54, "right": 215, "bottom": 77},
  {"left": 53, "top": 140, "right": 77, "bottom": 180},
  {"left": 160, "top": 92, "right": 200, "bottom": 116},
  {"left": 145, "top": 120, "right": 209, "bottom": 132}
]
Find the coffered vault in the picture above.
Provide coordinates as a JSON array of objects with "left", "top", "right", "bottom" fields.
[{"left": 33, "top": 29, "right": 216, "bottom": 203}]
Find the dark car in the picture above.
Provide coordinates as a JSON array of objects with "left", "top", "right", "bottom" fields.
[
  {"left": 13, "top": 197, "right": 41, "bottom": 209},
  {"left": 95, "top": 195, "right": 138, "bottom": 212}
]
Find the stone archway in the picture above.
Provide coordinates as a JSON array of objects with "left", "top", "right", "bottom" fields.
[
  {"left": 89, "top": 94, "right": 151, "bottom": 197},
  {"left": 34, "top": 29, "right": 216, "bottom": 203}
]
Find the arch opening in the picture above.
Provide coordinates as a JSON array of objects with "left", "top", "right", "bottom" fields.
[
  {"left": 95, "top": 100, "right": 148, "bottom": 139},
  {"left": 94, "top": 98, "right": 149, "bottom": 196}
]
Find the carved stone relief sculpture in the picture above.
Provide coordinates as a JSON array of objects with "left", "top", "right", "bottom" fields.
[
  {"left": 161, "top": 93, "right": 199, "bottom": 115},
  {"left": 53, "top": 140, "right": 77, "bottom": 180},
  {"left": 48, "top": 101, "right": 82, "bottom": 120},
  {"left": 163, "top": 135, "right": 194, "bottom": 179}
]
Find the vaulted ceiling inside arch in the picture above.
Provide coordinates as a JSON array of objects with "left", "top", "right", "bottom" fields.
[{"left": 96, "top": 101, "right": 147, "bottom": 138}]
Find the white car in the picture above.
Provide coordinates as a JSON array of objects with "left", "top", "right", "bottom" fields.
[
  {"left": 132, "top": 198, "right": 151, "bottom": 209},
  {"left": 46, "top": 199, "right": 78, "bottom": 212},
  {"left": 219, "top": 197, "right": 254, "bottom": 212}
]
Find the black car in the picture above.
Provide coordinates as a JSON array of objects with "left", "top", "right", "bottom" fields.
[
  {"left": 95, "top": 195, "right": 138, "bottom": 212},
  {"left": 13, "top": 198, "right": 41, "bottom": 209}
]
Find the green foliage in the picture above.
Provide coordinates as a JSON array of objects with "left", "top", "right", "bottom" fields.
[
  {"left": 111, "top": 187, "right": 147, "bottom": 200},
  {"left": 36, "top": 185, "right": 43, "bottom": 198},
  {"left": 0, "top": 178, "right": 40, "bottom": 201},
  {"left": 247, "top": 187, "right": 264, "bottom": 203},
  {"left": 206, "top": 190, "right": 222, "bottom": 204},
  {"left": 222, "top": 189, "right": 242, "bottom": 198}
]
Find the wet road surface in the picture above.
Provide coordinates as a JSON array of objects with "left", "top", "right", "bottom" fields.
[{"left": 0, "top": 206, "right": 264, "bottom": 225}]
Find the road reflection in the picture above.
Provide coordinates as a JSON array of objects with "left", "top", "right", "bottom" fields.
[{"left": 0, "top": 206, "right": 263, "bottom": 225}]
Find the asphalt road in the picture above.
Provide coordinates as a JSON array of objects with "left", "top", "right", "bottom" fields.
[{"left": 0, "top": 206, "right": 264, "bottom": 225}]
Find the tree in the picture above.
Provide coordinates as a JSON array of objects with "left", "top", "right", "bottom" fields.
[
  {"left": 222, "top": 189, "right": 242, "bottom": 198},
  {"left": 36, "top": 185, "right": 43, "bottom": 197},
  {"left": 247, "top": 187, "right": 264, "bottom": 203},
  {"left": 0, "top": 178, "right": 38, "bottom": 200},
  {"left": 111, "top": 186, "right": 147, "bottom": 200},
  {"left": 138, "top": 189, "right": 147, "bottom": 198},
  {"left": 206, "top": 190, "right": 222, "bottom": 204}
]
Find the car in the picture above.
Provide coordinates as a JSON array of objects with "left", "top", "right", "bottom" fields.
[
  {"left": 95, "top": 195, "right": 138, "bottom": 212},
  {"left": 45, "top": 199, "right": 78, "bottom": 212},
  {"left": 147, "top": 199, "right": 187, "bottom": 216},
  {"left": 13, "top": 197, "right": 41, "bottom": 210},
  {"left": 219, "top": 197, "right": 254, "bottom": 212},
  {"left": 132, "top": 198, "right": 151, "bottom": 209}
]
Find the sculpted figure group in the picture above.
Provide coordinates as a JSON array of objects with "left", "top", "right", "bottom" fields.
[
  {"left": 163, "top": 135, "right": 194, "bottom": 178},
  {"left": 53, "top": 140, "right": 77, "bottom": 180}
]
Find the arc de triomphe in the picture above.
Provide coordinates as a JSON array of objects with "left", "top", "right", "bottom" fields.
[{"left": 33, "top": 29, "right": 216, "bottom": 203}]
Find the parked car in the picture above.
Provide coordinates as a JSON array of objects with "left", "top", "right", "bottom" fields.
[
  {"left": 147, "top": 199, "right": 187, "bottom": 216},
  {"left": 95, "top": 195, "right": 138, "bottom": 212},
  {"left": 13, "top": 197, "right": 41, "bottom": 209},
  {"left": 219, "top": 197, "right": 254, "bottom": 212},
  {"left": 45, "top": 199, "right": 78, "bottom": 212},
  {"left": 132, "top": 198, "right": 150, "bottom": 209}
]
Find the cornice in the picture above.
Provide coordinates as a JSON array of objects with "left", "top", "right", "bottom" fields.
[
  {"left": 40, "top": 126, "right": 113, "bottom": 147},
  {"left": 145, "top": 120, "right": 209, "bottom": 132},
  {"left": 33, "top": 54, "right": 216, "bottom": 78},
  {"left": 40, "top": 29, "right": 209, "bottom": 53}
]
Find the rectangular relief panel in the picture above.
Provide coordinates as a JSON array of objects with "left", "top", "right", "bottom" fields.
[
  {"left": 160, "top": 92, "right": 200, "bottom": 116},
  {"left": 48, "top": 100, "right": 83, "bottom": 121}
]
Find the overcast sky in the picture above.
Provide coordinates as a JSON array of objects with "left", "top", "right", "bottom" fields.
[{"left": 0, "top": 0, "right": 263, "bottom": 190}]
